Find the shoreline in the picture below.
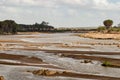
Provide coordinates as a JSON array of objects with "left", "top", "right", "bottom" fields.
[{"left": 77, "top": 32, "right": 120, "bottom": 40}]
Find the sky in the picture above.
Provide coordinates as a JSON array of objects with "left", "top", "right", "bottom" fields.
[{"left": 0, "top": 0, "right": 120, "bottom": 27}]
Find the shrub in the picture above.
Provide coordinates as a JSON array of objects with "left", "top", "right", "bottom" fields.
[
  {"left": 102, "top": 61, "right": 112, "bottom": 67},
  {"left": 97, "top": 26, "right": 106, "bottom": 32},
  {"left": 108, "top": 27, "right": 120, "bottom": 32}
]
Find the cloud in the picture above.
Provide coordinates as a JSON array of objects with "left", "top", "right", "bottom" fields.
[
  {"left": 0, "top": 0, "right": 120, "bottom": 27},
  {"left": 92, "top": 0, "right": 120, "bottom": 10},
  {"left": 59, "top": 0, "right": 120, "bottom": 10},
  {"left": 1, "top": 0, "right": 120, "bottom": 10}
]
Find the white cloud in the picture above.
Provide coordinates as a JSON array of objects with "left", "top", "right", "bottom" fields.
[
  {"left": 59, "top": 0, "right": 120, "bottom": 10},
  {"left": 0, "top": 0, "right": 120, "bottom": 27},
  {"left": 1, "top": 0, "right": 120, "bottom": 10},
  {"left": 91, "top": 0, "right": 120, "bottom": 10}
]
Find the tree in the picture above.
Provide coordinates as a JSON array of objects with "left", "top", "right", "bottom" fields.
[
  {"left": 103, "top": 19, "right": 113, "bottom": 29},
  {"left": 0, "top": 20, "right": 18, "bottom": 34},
  {"left": 4, "top": 20, "right": 18, "bottom": 34},
  {"left": 11, "top": 22, "right": 18, "bottom": 34},
  {"left": 41, "top": 21, "right": 49, "bottom": 26}
]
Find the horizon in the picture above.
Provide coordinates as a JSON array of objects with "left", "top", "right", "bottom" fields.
[
  {"left": 0, "top": 19, "right": 99, "bottom": 28},
  {"left": 0, "top": 0, "right": 120, "bottom": 27}
]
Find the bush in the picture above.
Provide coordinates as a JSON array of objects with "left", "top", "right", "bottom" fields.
[
  {"left": 97, "top": 26, "right": 120, "bottom": 33},
  {"left": 108, "top": 27, "right": 120, "bottom": 32},
  {"left": 102, "top": 61, "right": 111, "bottom": 67},
  {"left": 97, "top": 26, "right": 106, "bottom": 32}
]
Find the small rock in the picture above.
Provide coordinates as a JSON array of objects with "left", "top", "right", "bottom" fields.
[
  {"left": 81, "top": 60, "right": 92, "bottom": 64},
  {"left": 59, "top": 54, "right": 65, "bottom": 57},
  {"left": 0, "top": 43, "right": 2, "bottom": 46},
  {"left": 32, "top": 69, "right": 57, "bottom": 76},
  {"left": 32, "top": 69, "right": 45, "bottom": 75},
  {"left": 57, "top": 53, "right": 62, "bottom": 56},
  {"left": 0, "top": 76, "right": 5, "bottom": 80},
  {"left": 117, "top": 45, "right": 120, "bottom": 48},
  {"left": 57, "top": 71, "right": 67, "bottom": 74},
  {"left": 45, "top": 70, "right": 57, "bottom": 76}
]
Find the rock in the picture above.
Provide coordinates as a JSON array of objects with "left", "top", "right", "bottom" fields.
[
  {"left": 27, "top": 70, "right": 32, "bottom": 72},
  {"left": 32, "top": 69, "right": 45, "bottom": 75},
  {"left": 59, "top": 54, "right": 65, "bottom": 57},
  {"left": 32, "top": 69, "right": 57, "bottom": 76},
  {"left": 31, "top": 69, "right": 69, "bottom": 76},
  {"left": 64, "top": 43, "right": 68, "bottom": 46},
  {"left": 45, "top": 70, "right": 57, "bottom": 76},
  {"left": 0, "top": 43, "right": 2, "bottom": 46},
  {"left": 0, "top": 76, "right": 4, "bottom": 80},
  {"left": 117, "top": 45, "right": 120, "bottom": 48},
  {"left": 57, "top": 53, "right": 62, "bottom": 57},
  {"left": 81, "top": 60, "right": 92, "bottom": 64},
  {"left": 60, "top": 71, "right": 67, "bottom": 74}
]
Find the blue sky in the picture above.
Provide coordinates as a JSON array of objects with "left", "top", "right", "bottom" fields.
[{"left": 0, "top": 0, "right": 120, "bottom": 27}]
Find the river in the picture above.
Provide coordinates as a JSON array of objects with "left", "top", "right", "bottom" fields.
[{"left": 0, "top": 33, "right": 120, "bottom": 80}]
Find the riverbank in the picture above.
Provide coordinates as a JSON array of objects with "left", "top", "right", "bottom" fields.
[{"left": 77, "top": 32, "right": 120, "bottom": 40}]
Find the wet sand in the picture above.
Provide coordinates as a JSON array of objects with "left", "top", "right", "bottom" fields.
[
  {"left": 0, "top": 53, "right": 62, "bottom": 69},
  {"left": 0, "top": 53, "right": 43, "bottom": 64},
  {"left": 43, "top": 49, "right": 120, "bottom": 55}
]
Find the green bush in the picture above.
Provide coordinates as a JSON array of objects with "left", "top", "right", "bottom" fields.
[
  {"left": 97, "top": 26, "right": 106, "bottom": 32},
  {"left": 102, "top": 61, "right": 112, "bottom": 67},
  {"left": 108, "top": 27, "right": 120, "bottom": 32},
  {"left": 97, "top": 26, "right": 120, "bottom": 33}
]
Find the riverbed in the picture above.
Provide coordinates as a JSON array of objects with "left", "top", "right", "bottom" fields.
[{"left": 0, "top": 33, "right": 120, "bottom": 80}]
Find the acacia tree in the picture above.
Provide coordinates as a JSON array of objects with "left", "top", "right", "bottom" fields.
[{"left": 103, "top": 19, "right": 113, "bottom": 29}]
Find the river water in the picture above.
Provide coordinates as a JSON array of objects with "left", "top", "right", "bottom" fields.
[{"left": 0, "top": 33, "right": 120, "bottom": 80}]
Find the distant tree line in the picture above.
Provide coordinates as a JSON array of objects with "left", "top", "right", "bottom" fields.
[
  {"left": 0, "top": 20, "right": 55, "bottom": 34},
  {"left": 18, "top": 21, "right": 54, "bottom": 32},
  {"left": 53, "top": 27, "right": 96, "bottom": 33}
]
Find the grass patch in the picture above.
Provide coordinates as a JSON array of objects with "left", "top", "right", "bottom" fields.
[
  {"left": 102, "top": 61, "right": 112, "bottom": 67},
  {"left": 101, "top": 61, "right": 120, "bottom": 68}
]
